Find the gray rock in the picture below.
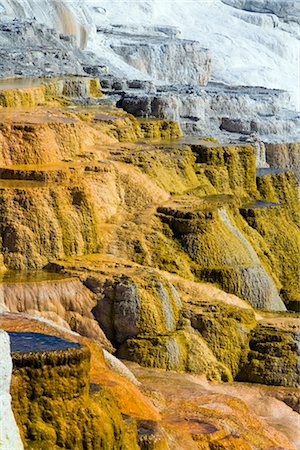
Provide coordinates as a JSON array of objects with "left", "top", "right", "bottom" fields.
[
  {"left": 114, "top": 283, "right": 141, "bottom": 343},
  {"left": 0, "top": 18, "right": 98, "bottom": 78},
  {"left": 221, "top": 118, "right": 253, "bottom": 134},
  {"left": 117, "top": 94, "right": 178, "bottom": 119},
  {"left": 222, "top": 0, "right": 300, "bottom": 24},
  {"left": 85, "top": 277, "right": 141, "bottom": 344},
  {"left": 117, "top": 82, "right": 300, "bottom": 143}
]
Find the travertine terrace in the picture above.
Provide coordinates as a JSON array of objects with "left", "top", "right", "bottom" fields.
[{"left": 0, "top": 1, "right": 299, "bottom": 448}]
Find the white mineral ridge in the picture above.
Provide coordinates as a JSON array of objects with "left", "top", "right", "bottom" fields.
[
  {"left": 87, "top": 0, "right": 300, "bottom": 109},
  {"left": 1, "top": 0, "right": 299, "bottom": 108},
  {"left": 103, "top": 349, "right": 141, "bottom": 386},
  {"left": 0, "top": 330, "right": 24, "bottom": 450}
]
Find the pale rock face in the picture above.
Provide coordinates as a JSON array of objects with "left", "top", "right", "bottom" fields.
[
  {"left": 1, "top": 0, "right": 299, "bottom": 110},
  {"left": 91, "top": 0, "right": 300, "bottom": 110},
  {"left": 265, "top": 142, "right": 300, "bottom": 183},
  {"left": 0, "top": 19, "right": 91, "bottom": 78},
  {"left": 0, "top": 279, "right": 111, "bottom": 346},
  {"left": 105, "top": 26, "right": 211, "bottom": 85},
  {"left": 0, "top": 330, "right": 24, "bottom": 450}
]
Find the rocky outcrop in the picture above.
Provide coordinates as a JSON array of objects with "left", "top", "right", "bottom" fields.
[
  {"left": 117, "top": 82, "right": 300, "bottom": 142},
  {"left": 187, "top": 301, "right": 256, "bottom": 377},
  {"left": 248, "top": 170, "right": 300, "bottom": 304},
  {"left": 238, "top": 323, "right": 300, "bottom": 387},
  {"left": 88, "top": 274, "right": 181, "bottom": 344},
  {"left": 101, "top": 24, "right": 211, "bottom": 85},
  {"left": 0, "top": 0, "right": 94, "bottom": 49},
  {"left": 0, "top": 78, "right": 102, "bottom": 108},
  {"left": 0, "top": 103, "right": 179, "bottom": 271},
  {"left": 0, "top": 18, "right": 101, "bottom": 78},
  {"left": 0, "top": 3, "right": 299, "bottom": 447},
  {"left": 265, "top": 142, "right": 300, "bottom": 184},
  {"left": 47, "top": 255, "right": 253, "bottom": 381},
  {"left": 159, "top": 204, "right": 286, "bottom": 311},
  {"left": 222, "top": 0, "right": 300, "bottom": 23},
  {"left": 0, "top": 83, "right": 298, "bottom": 408},
  {"left": 119, "top": 329, "right": 231, "bottom": 381},
  {"left": 3, "top": 313, "right": 297, "bottom": 449},
  {"left": 45, "top": 255, "right": 298, "bottom": 388},
  {"left": 0, "top": 275, "right": 111, "bottom": 347}
]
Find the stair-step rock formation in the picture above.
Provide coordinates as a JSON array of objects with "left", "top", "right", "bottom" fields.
[
  {"left": 1, "top": 314, "right": 164, "bottom": 449},
  {"left": 0, "top": 81, "right": 298, "bottom": 449},
  {"left": 45, "top": 254, "right": 300, "bottom": 387},
  {"left": 0, "top": 77, "right": 102, "bottom": 108},
  {"left": 237, "top": 322, "right": 300, "bottom": 387},
  {"left": 10, "top": 332, "right": 134, "bottom": 450},
  {"left": 0, "top": 85, "right": 298, "bottom": 313},
  {"left": 98, "top": 24, "right": 211, "bottom": 86},
  {"left": 116, "top": 82, "right": 300, "bottom": 143}
]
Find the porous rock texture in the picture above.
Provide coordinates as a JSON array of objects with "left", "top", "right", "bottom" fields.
[
  {"left": 237, "top": 323, "right": 300, "bottom": 387},
  {"left": 265, "top": 142, "right": 300, "bottom": 183},
  {"left": 1, "top": 314, "right": 297, "bottom": 450},
  {"left": 0, "top": 0, "right": 299, "bottom": 447},
  {"left": 0, "top": 81, "right": 298, "bottom": 449}
]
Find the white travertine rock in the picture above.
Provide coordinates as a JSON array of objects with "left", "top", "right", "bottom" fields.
[
  {"left": 103, "top": 349, "right": 140, "bottom": 386},
  {"left": 106, "top": 29, "right": 211, "bottom": 86},
  {"left": 1, "top": 0, "right": 299, "bottom": 108},
  {"left": 0, "top": 330, "right": 24, "bottom": 450}
]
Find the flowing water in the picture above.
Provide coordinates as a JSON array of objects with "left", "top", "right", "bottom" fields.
[{"left": 218, "top": 207, "right": 259, "bottom": 263}]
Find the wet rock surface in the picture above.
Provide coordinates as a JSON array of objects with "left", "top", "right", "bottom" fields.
[
  {"left": 126, "top": 362, "right": 298, "bottom": 449},
  {"left": 8, "top": 331, "right": 81, "bottom": 353}
]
